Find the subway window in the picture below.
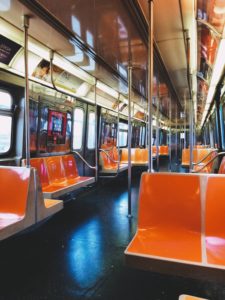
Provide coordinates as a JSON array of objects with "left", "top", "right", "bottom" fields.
[
  {"left": 0, "top": 90, "right": 12, "bottom": 110},
  {"left": 73, "top": 108, "right": 84, "bottom": 150},
  {"left": 0, "top": 90, "right": 12, "bottom": 154},
  {"left": 117, "top": 122, "right": 128, "bottom": 147},
  {"left": 87, "top": 111, "right": 95, "bottom": 149}
]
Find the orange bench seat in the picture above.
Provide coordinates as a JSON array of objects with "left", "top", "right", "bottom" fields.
[
  {"left": 0, "top": 166, "right": 63, "bottom": 240},
  {"left": 24, "top": 155, "right": 95, "bottom": 198},
  {"left": 0, "top": 167, "right": 35, "bottom": 240},
  {"left": 100, "top": 147, "right": 128, "bottom": 174},
  {"left": 125, "top": 172, "right": 225, "bottom": 280}
]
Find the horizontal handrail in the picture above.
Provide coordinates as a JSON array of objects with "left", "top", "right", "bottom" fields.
[
  {"left": 73, "top": 151, "right": 96, "bottom": 170},
  {"left": 193, "top": 150, "right": 218, "bottom": 166},
  {"left": 99, "top": 148, "right": 120, "bottom": 163},
  {"left": 192, "top": 152, "right": 225, "bottom": 173}
]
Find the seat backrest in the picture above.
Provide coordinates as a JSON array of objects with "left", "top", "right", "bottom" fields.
[
  {"left": 135, "top": 148, "right": 148, "bottom": 162},
  {"left": 121, "top": 148, "right": 128, "bottom": 162},
  {"left": 30, "top": 158, "right": 49, "bottom": 187},
  {"left": 120, "top": 148, "right": 135, "bottom": 163},
  {"left": 62, "top": 155, "right": 79, "bottom": 178},
  {"left": 218, "top": 157, "right": 225, "bottom": 174},
  {"left": 135, "top": 148, "right": 143, "bottom": 162},
  {"left": 0, "top": 167, "right": 30, "bottom": 216},
  {"left": 45, "top": 156, "right": 66, "bottom": 184},
  {"left": 206, "top": 175, "right": 225, "bottom": 239},
  {"left": 138, "top": 173, "right": 201, "bottom": 232}
]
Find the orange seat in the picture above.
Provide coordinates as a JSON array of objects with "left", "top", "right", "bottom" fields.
[
  {"left": 218, "top": 157, "right": 225, "bottom": 174},
  {"left": 126, "top": 173, "right": 202, "bottom": 262},
  {"left": 181, "top": 148, "right": 198, "bottom": 167},
  {"left": 100, "top": 146, "right": 128, "bottom": 173},
  {"left": 120, "top": 148, "right": 135, "bottom": 164},
  {"left": 133, "top": 148, "right": 149, "bottom": 165},
  {"left": 28, "top": 158, "right": 50, "bottom": 188},
  {"left": 61, "top": 154, "right": 79, "bottom": 179},
  {"left": 206, "top": 176, "right": 225, "bottom": 266},
  {"left": 46, "top": 156, "right": 67, "bottom": 186},
  {"left": 179, "top": 295, "right": 208, "bottom": 300},
  {"left": 26, "top": 156, "right": 95, "bottom": 198},
  {"left": 0, "top": 167, "right": 36, "bottom": 240},
  {"left": 125, "top": 173, "right": 225, "bottom": 279},
  {"left": 193, "top": 150, "right": 217, "bottom": 173},
  {"left": 159, "top": 145, "right": 169, "bottom": 156},
  {"left": 0, "top": 167, "right": 30, "bottom": 222}
]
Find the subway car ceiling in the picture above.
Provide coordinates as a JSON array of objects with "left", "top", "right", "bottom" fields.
[{"left": 0, "top": 0, "right": 225, "bottom": 130}]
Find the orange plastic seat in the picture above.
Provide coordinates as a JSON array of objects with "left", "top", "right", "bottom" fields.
[
  {"left": 26, "top": 156, "right": 95, "bottom": 198},
  {"left": 46, "top": 156, "right": 67, "bottom": 186},
  {"left": 28, "top": 158, "right": 50, "bottom": 188},
  {"left": 0, "top": 167, "right": 30, "bottom": 227},
  {"left": 181, "top": 148, "right": 198, "bottom": 167},
  {"left": 179, "top": 295, "right": 208, "bottom": 300},
  {"left": 120, "top": 148, "right": 135, "bottom": 164},
  {"left": 61, "top": 154, "right": 79, "bottom": 179},
  {"left": 0, "top": 167, "right": 36, "bottom": 240},
  {"left": 100, "top": 146, "right": 128, "bottom": 173},
  {"left": 193, "top": 151, "right": 217, "bottom": 173},
  {"left": 159, "top": 145, "right": 169, "bottom": 156},
  {"left": 133, "top": 148, "right": 149, "bottom": 165},
  {"left": 206, "top": 176, "right": 225, "bottom": 266},
  {"left": 126, "top": 173, "right": 202, "bottom": 262},
  {"left": 125, "top": 173, "right": 225, "bottom": 280}
]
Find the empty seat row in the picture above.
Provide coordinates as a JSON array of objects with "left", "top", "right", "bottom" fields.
[
  {"left": 125, "top": 172, "right": 225, "bottom": 280},
  {"left": 23, "top": 155, "right": 95, "bottom": 198},
  {"left": 181, "top": 148, "right": 217, "bottom": 169},
  {"left": 152, "top": 145, "right": 169, "bottom": 156},
  {"left": 99, "top": 147, "right": 128, "bottom": 173},
  {"left": 0, "top": 166, "right": 63, "bottom": 241}
]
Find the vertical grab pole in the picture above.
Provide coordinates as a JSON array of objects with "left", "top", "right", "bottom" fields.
[
  {"left": 169, "top": 98, "right": 172, "bottom": 171},
  {"left": 128, "top": 65, "right": 132, "bottom": 218},
  {"left": 189, "top": 99, "right": 194, "bottom": 170},
  {"left": 148, "top": 0, "right": 154, "bottom": 172},
  {"left": 175, "top": 107, "right": 178, "bottom": 166},
  {"left": 184, "top": 97, "right": 186, "bottom": 149},
  {"left": 23, "top": 15, "right": 30, "bottom": 168},
  {"left": 156, "top": 99, "right": 160, "bottom": 171},
  {"left": 94, "top": 81, "right": 98, "bottom": 182},
  {"left": 117, "top": 95, "right": 120, "bottom": 173}
]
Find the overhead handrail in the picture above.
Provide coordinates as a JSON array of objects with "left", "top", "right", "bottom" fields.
[
  {"left": 193, "top": 150, "right": 218, "bottom": 166},
  {"left": 73, "top": 151, "right": 96, "bottom": 170},
  {"left": 192, "top": 152, "right": 225, "bottom": 173}
]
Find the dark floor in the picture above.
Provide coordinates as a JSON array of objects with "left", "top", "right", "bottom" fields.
[{"left": 0, "top": 167, "right": 225, "bottom": 300}]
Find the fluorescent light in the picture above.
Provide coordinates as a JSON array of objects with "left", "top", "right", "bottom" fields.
[{"left": 96, "top": 81, "right": 119, "bottom": 99}]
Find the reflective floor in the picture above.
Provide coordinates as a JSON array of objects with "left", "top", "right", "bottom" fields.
[{"left": 0, "top": 168, "right": 225, "bottom": 299}]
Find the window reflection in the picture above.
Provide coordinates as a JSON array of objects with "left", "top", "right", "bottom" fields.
[{"left": 68, "top": 219, "right": 103, "bottom": 288}]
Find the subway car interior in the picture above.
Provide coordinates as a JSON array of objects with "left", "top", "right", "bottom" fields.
[{"left": 0, "top": 0, "right": 225, "bottom": 299}]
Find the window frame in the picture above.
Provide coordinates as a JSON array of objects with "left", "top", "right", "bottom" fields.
[
  {"left": 87, "top": 111, "right": 96, "bottom": 150},
  {"left": 0, "top": 89, "right": 13, "bottom": 155},
  {"left": 72, "top": 107, "right": 85, "bottom": 151}
]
